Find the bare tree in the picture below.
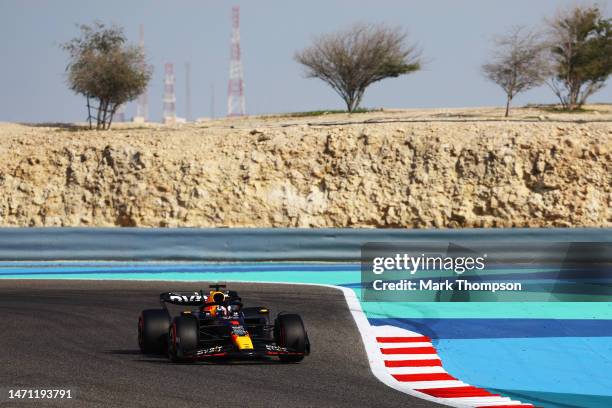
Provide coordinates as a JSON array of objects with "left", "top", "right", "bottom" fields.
[
  {"left": 295, "top": 23, "right": 421, "bottom": 112},
  {"left": 482, "top": 27, "right": 549, "bottom": 117},
  {"left": 546, "top": 5, "right": 612, "bottom": 110},
  {"left": 63, "top": 22, "right": 152, "bottom": 129}
]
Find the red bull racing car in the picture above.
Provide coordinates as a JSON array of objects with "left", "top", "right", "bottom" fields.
[{"left": 137, "top": 284, "right": 310, "bottom": 363}]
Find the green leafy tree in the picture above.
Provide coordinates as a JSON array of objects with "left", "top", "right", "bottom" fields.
[
  {"left": 547, "top": 5, "right": 612, "bottom": 110},
  {"left": 295, "top": 23, "right": 421, "bottom": 112},
  {"left": 63, "top": 22, "right": 152, "bottom": 129}
]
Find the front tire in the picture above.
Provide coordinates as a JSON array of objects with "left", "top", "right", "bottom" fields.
[
  {"left": 274, "top": 314, "right": 309, "bottom": 363},
  {"left": 138, "top": 309, "right": 170, "bottom": 354},
  {"left": 168, "top": 316, "right": 199, "bottom": 363}
]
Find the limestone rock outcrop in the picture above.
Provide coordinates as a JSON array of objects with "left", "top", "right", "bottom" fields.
[{"left": 0, "top": 117, "right": 608, "bottom": 228}]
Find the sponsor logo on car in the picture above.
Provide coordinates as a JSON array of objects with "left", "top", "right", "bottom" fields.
[
  {"left": 169, "top": 294, "right": 204, "bottom": 303},
  {"left": 197, "top": 345, "right": 223, "bottom": 355}
]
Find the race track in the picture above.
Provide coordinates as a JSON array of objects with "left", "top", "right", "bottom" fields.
[{"left": 0, "top": 280, "right": 440, "bottom": 408}]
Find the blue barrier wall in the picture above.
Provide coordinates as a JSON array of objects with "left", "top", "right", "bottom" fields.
[{"left": 0, "top": 228, "right": 608, "bottom": 261}]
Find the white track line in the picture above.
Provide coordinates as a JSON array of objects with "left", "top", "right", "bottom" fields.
[
  {"left": 387, "top": 366, "right": 448, "bottom": 375},
  {"left": 382, "top": 353, "right": 442, "bottom": 360},
  {"left": 379, "top": 342, "right": 434, "bottom": 348}
]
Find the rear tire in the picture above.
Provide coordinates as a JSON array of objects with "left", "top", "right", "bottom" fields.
[
  {"left": 168, "top": 316, "right": 199, "bottom": 363},
  {"left": 274, "top": 314, "right": 309, "bottom": 363},
  {"left": 138, "top": 309, "right": 170, "bottom": 354}
]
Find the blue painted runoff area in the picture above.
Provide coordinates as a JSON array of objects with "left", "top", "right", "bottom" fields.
[
  {"left": 368, "top": 318, "right": 612, "bottom": 339},
  {"left": 437, "top": 337, "right": 612, "bottom": 408}
]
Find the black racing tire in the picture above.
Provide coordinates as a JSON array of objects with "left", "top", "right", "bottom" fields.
[
  {"left": 168, "top": 316, "right": 199, "bottom": 363},
  {"left": 274, "top": 313, "right": 309, "bottom": 363},
  {"left": 138, "top": 309, "right": 170, "bottom": 354}
]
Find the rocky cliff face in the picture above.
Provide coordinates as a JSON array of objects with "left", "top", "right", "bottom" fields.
[{"left": 0, "top": 117, "right": 609, "bottom": 227}]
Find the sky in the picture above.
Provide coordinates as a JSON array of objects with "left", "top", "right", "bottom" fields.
[{"left": 0, "top": 0, "right": 610, "bottom": 123}]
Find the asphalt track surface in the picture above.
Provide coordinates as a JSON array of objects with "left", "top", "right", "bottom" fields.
[{"left": 0, "top": 280, "right": 440, "bottom": 408}]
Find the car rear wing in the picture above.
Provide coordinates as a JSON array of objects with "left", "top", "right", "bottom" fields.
[{"left": 160, "top": 292, "right": 207, "bottom": 306}]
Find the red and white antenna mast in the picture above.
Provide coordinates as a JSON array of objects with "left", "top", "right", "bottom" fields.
[
  {"left": 227, "top": 6, "right": 246, "bottom": 116},
  {"left": 185, "top": 62, "right": 192, "bottom": 122},
  {"left": 163, "top": 63, "right": 176, "bottom": 124},
  {"left": 135, "top": 24, "right": 148, "bottom": 122}
]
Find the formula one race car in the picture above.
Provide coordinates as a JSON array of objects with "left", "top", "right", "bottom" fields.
[{"left": 137, "top": 284, "right": 310, "bottom": 363}]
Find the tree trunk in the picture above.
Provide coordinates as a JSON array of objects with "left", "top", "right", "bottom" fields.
[
  {"left": 99, "top": 100, "right": 109, "bottom": 129},
  {"left": 86, "top": 95, "right": 92, "bottom": 129},
  {"left": 352, "top": 90, "right": 365, "bottom": 113},
  {"left": 106, "top": 103, "right": 117, "bottom": 130},
  {"left": 345, "top": 97, "right": 354, "bottom": 113},
  {"left": 505, "top": 95, "right": 511, "bottom": 117},
  {"left": 95, "top": 100, "right": 103, "bottom": 130},
  {"left": 568, "top": 81, "right": 581, "bottom": 110}
]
